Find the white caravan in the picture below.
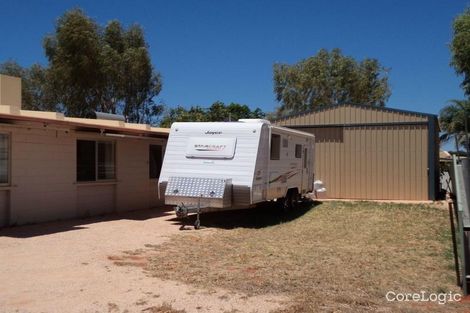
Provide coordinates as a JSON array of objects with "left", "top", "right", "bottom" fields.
[{"left": 158, "top": 119, "right": 315, "bottom": 228}]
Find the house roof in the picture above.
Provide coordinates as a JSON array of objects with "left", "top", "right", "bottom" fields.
[
  {"left": 0, "top": 106, "right": 169, "bottom": 137},
  {"left": 0, "top": 74, "right": 169, "bottom": 138}
]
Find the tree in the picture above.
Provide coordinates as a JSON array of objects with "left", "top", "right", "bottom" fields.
[
  {"left": 451, "top": 9, "right": 470, "bottom": 96},
  {"left": 273, "top": 48, "right": 390, "bottom": 117},
  {"left": 226, "top": 103, "right": 255, "bottom": 120},
  {"left": 207, "top": 101, "right": 227, "bottom": 121},
  {"left": 119, "top": 25, "right": 163, "bottom": 124},
  {"left": 100, "top": 20, "right": 125, "bottom": 113},
  {"left": 159, "top": 105, "right": 207, "bottom": 127},
  {"left": 44, "top": 9, "right": 103, "bottom": 117},
  {"left": 42, "top": 8, "right": 163, "bottom": 122},
  {"left": 439, "top": 99, "right": 470, "bottom": 151},
  {"left": 159, "top": 106, "right": 190, "bottom": 127},
  {"left": 159, "top": 101, "right": 265, "bottom": 127},
  {"left": 446, "top": 8, "right": 470, "bottom": 153},
  {"left": 206, "top": 101, "right": 265, "bottom": 121}
]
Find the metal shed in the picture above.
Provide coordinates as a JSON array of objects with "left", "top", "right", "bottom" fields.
[{"left": 275, "top": 104, "right": 439, "bottom": 200}]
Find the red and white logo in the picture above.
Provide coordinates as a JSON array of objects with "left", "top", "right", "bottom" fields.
[{"left": 194, "top": 144, "right": 226, "bottom": 151}]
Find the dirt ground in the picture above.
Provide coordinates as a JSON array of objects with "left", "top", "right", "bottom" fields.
[{"left": 0, "top": 208, "right": 286, "bottom": 313}]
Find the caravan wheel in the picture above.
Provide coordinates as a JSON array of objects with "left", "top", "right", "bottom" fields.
[
  {"left": 292, "top": 191, "right": 300, "bottom": 207},
  {"left": 280, "top": 190, "right": 295, "bottom": 211}
]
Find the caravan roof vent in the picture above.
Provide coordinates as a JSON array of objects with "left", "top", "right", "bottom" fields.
[{"left": 238, "top": 119, "right": 271, "bottom": 124}]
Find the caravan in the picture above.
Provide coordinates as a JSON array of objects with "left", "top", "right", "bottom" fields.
[{"left": 158, "top": 119, "right": 316, "bottom": 228}]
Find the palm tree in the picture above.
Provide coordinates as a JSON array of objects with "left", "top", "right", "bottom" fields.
[{"left": 439, "top": 99, "right": 470, "bottom": 153}]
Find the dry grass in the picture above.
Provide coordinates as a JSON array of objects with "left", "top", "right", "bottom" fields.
[
  {"left": 108, "top": 254, "right": 149, "bottom": 267},
  {"left": 141, "top": 302, "right": 187, "bottom": 313},
  {"left": 144, "top": 201, "right": 467, "bottom": 312}
]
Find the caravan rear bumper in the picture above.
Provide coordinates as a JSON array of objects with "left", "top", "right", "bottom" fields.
[{"left": 159, "top": 179, "right": 251, "bottom": 209}]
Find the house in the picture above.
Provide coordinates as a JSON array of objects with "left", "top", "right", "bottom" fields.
[
  {"left": 275, "top": 104, "right": 439, "bottom": 200},
  {"left": 0, "top": 74, "right": 169, "bottom": 227}
]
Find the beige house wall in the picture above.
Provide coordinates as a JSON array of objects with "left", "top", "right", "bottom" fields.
[
  {"left": 0, "top": 121, "right": 166, "bottom": 226},
  {"left": 0, "top": 75, "right": 21, "bottom": 112}
]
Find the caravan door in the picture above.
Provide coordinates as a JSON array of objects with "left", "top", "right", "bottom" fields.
[{"left": 301, "top": 145, "right": 309, "bottom": 193}]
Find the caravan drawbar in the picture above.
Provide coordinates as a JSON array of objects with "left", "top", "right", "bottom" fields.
[{"left": 158, "top": 119, "right": 315, "bottom": 228}]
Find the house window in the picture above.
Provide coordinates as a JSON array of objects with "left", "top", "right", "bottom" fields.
[
  {"left": 270, "top": 134, "right": 280, "bottom": 160},
  {"left": 0, "top": 134, "right": 9, "bottom": 184},
  {"left": 77, "top": 140, "right": 95, "bottom": 181},
  {"left": 98, "top": 142, "right": 116, "bottom": 180},
  {"left": 149, "top": 145, "right": 163, "bottom": 179},
  {"left": 77, "top": 140, "right": 115, "bottom": 182},
  {"left": 295, "top": 144, "right": 302, "bottom": 159}
]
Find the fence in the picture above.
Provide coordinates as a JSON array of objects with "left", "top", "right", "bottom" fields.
[{"left": 450, "top": 156, "right": 470, "bottom": 294}]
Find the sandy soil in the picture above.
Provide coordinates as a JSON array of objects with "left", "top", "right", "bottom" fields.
[{"left": 0, "top": 208, "right": 286, "bottom": 313}]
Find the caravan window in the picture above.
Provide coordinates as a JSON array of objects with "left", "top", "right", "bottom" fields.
[
  {"left": 282, "top": 138, "right": 288, "bottom": 148},
  {"left": 295, "top": 144, "right": 302, "bottom": 158},
  {"left": 270, "top": 134, "right": 280, "bottom": 160}
]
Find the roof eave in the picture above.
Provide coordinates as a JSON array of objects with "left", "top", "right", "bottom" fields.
[{"left": 0, "top": 113, "right": 169, "bottom": 137}]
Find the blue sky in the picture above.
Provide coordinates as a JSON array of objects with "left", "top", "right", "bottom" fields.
[{"left": 0, "top": 0, "right": 468, "bottom": 115}]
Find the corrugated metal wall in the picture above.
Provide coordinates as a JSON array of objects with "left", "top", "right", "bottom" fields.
[
  {"left": 276, "top": 105, "right": 435, "bottom": 200},
  {"left": 278, "top": 105, "right": 429, "bottom": 125}
]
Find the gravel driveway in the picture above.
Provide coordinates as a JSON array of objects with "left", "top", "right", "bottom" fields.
[{"left": 0, "top": 208, "right": 284, "bottom": 313}]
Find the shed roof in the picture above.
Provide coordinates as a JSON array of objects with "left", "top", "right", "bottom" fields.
[{"left": 275, "top": 104, "right": 437, "bottom": 127}]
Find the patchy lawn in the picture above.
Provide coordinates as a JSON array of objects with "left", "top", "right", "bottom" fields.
[{"left": 143, "top": 201, "right": 467, "bottom": 312}]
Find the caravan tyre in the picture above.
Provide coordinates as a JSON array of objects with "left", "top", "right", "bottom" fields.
[
  {"left": 281, "top": 191, "right": 294, "bottom": 212},
  {"left": 292, "top": 191, "right": 300, "bottom": 207}
]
